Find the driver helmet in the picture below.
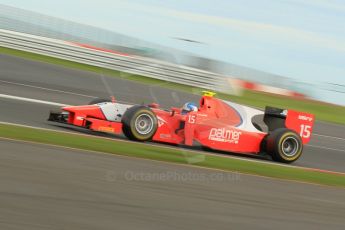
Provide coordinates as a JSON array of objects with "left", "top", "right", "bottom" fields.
[{"left": 181, "top": 102, "right": 198, "bottom": 114}]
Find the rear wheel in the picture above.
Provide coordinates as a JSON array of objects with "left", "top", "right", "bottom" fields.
[
  {"left": 265, "top": 128, "right": 303, "bottom": 163},
  {"left": 88, "top": 98, "right": 111, "bottom": 105},
  {"left": 122, "top": 105, "right": 158, "bottom": 141}
]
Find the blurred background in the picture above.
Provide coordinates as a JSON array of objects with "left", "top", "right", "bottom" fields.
[{"left": 0, "top": 1, "right": 344, "bottom": 106}]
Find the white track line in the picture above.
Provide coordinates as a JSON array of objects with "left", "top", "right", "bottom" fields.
[
  {"left": 0, "top": 79, "right": 96, "bottom": 98},
  {"left": 1, "top": 121, "right": 345, "bottom": 177},
  {"left": 0, "top": 93, "right": 70, "bottom": 107},
  {"left": 1, "top": 93, "right": 344, "bottom": 154},
  {"left": 307, "top": 144, "right": 345, "bottom": 153},
  {"left": 313, "top": 133, "right": 345, "bottom": 142},
  {"left": 4, "top": 80, "right": 343, "bottom": 139},
  {"left": 0, "top": 81, "right": 136, "bottom": 105}
]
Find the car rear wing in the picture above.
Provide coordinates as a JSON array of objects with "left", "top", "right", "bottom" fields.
[{"left": 264, "top": 107, "right": 314, "bottom": 144}]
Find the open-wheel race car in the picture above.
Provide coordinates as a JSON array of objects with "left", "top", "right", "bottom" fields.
[{"left": 48, "top": 92, "right": 314, "bottom": 163}]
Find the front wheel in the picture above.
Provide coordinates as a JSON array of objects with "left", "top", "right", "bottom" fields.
[
  {"left": 122, "top": 105, "right": 158, "bottom": 141},
  {"left": 265, "top": 128, "right": 303, "bottom": 163}
]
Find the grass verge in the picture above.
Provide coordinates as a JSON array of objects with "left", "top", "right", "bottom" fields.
[
  {"left": 0, "top": 123, "right": 344, "bottom": 188},
  {"left": 1, "top": 46, "right": 345, "bottom": 125}
]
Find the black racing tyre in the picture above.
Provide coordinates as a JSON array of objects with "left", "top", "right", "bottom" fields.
[
  {"left": 122, "top": 105, "right": 158, "bottom": 141},
  {"left": 265, "top": 128, "right": 303, "bottom": 163},
  {"left": 88, "top": 98, "right": 111, "bottom": 105}
]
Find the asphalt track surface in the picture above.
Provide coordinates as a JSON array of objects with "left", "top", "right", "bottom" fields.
[
  {"left": 0, "top": 54, "right": 345, "bottom": 229},
  {"left": 0, "top": 54, "right": 344, "bottom": 172},
  {"left": 1, "top": 139, "right": 345, "bottom": 230}
]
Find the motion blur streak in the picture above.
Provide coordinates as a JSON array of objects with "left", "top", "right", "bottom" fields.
[{"left": 0, "top": 54, "right": 344, "bottom": 172}]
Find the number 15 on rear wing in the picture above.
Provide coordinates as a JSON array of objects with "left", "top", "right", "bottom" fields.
[{"left": 264, "top": 107, "right": 315, "bottom": 144}]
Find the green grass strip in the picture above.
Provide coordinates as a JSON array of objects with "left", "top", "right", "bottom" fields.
[
  {"left": 1, "top": 46, "right": 345, "bottom": 125},
  {"left": 0, "top": 123, "right": 344, "bottom": 188}
]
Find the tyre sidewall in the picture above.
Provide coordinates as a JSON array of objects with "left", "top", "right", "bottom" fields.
[
  {"left": 267, "top": 128, "right": 303, "bottom": 163},
  {"left": 122, "top": 106, "right": 158, "bottom": 141}
]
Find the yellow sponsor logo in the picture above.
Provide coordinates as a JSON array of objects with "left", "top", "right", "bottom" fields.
[{"left": 98, "top": 126, "right": 114, "bottom": 133}]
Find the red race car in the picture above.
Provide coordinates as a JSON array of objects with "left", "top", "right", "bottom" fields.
[{"left": 48, "top": 92, "right": 314, "bottom": 163}]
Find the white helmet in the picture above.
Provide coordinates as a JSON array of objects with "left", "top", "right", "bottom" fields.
[{"left": 182, "top": 102, "right": 198, "bottom": 114}]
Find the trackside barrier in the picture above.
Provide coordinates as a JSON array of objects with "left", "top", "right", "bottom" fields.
[{"left": 0, "top": 29, "right": 238, "bottom": 94}]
